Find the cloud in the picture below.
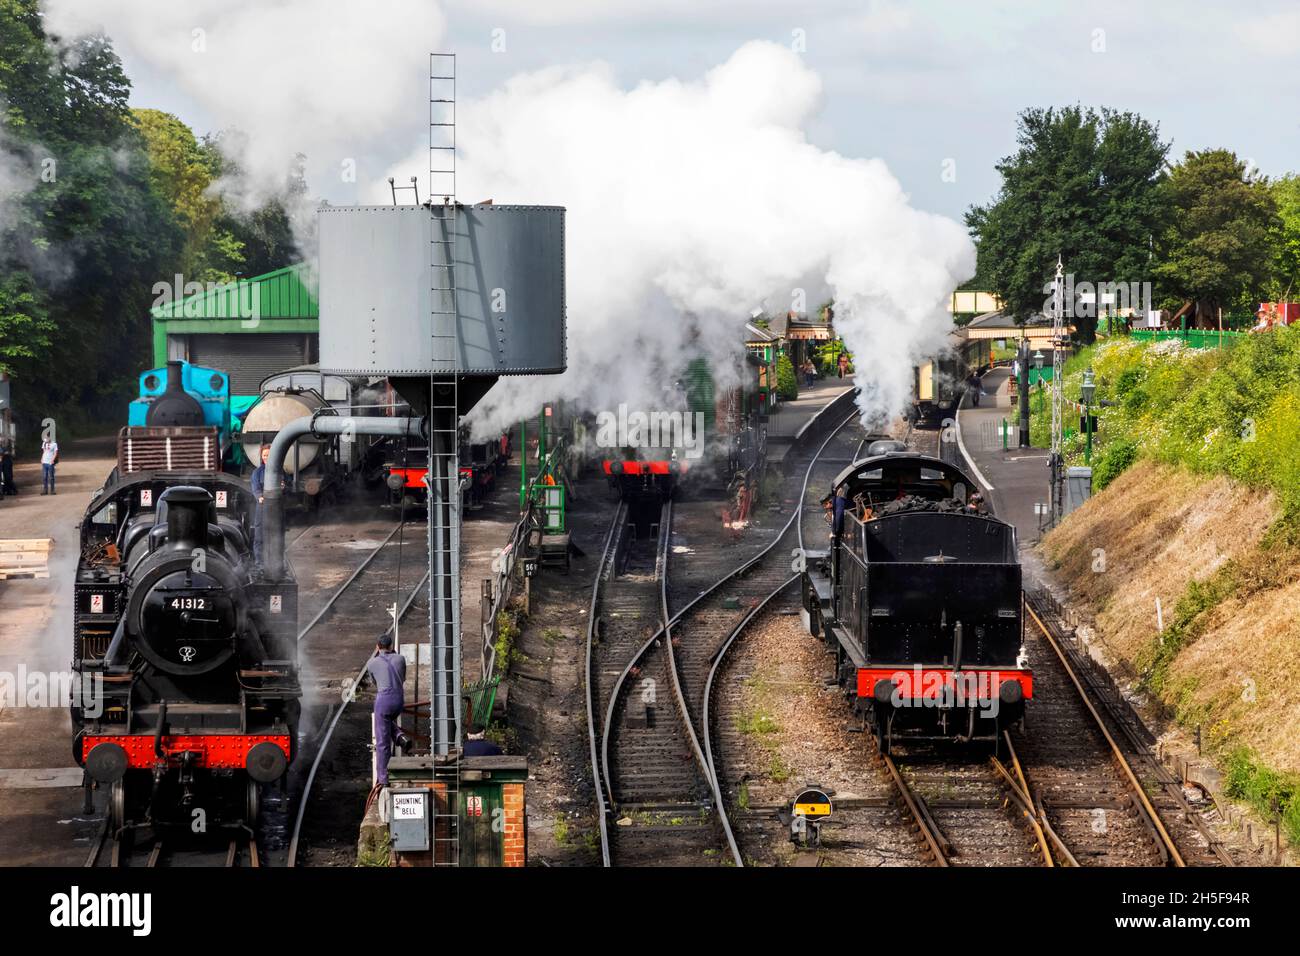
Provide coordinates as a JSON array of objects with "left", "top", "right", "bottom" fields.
[
  {"left": 385, "top": 41, "right": 975, "bottom": 431},
  {"left": 41, "top": 0, "right": 446, "bottom": 216},
  {"left": 40, "top": 3, "right": 975, "bottom": 430}
]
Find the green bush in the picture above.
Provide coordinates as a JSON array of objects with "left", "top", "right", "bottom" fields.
[
  {"left": 1092, "top": 436, "right": 1138, "bottom": 489},
  {"left": 494, "top": 607, "right": 525, "bottom": 673},
  {"left": 775, "top": 352, "right": 798, "bottom": 401},
  {"left": 1224, "top": 747, "right": 1300, "bottom": 845},
  {"left": 1030, "top": 328, "right": 1300, "bottom": 527}
]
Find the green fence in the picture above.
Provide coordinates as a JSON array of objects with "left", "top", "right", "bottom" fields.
[{"left": 1130, "top": 329, "right": 1246, "bottom": 349}]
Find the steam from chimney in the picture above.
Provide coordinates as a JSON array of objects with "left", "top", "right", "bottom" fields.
[
  {"left": 39, "top": 3, "right": 974, "bottom": 428},
  {"left": 41, "top": 0, "right": 445, "bottom": 231},
  {"left": 438, "top": 42, "right": 974, "bottom": 432}
]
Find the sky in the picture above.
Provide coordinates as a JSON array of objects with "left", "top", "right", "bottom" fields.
[
  {"left": 91, "top": 0, "right": 1300, "bottom": 222},
  {"left": 34, "top": 0, "right": 1300, "bottom": 427}
]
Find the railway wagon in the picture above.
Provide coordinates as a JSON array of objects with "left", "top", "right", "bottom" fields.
[
  {"left": 72, "top": 426, "right": 301, "bottom": 831},
  {"left": 240, "top": 365, "right": 371, "bottom": 510},
  {"left": 911, "top": 331, "right": 990, "bottom": 423},
  {"left": 801, "top": 451, "right": 1030, "bottom": 749}
]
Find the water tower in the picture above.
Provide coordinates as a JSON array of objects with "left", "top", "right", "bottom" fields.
[{"left": 317, "top": 198, "right": 566, "bottom": 763}]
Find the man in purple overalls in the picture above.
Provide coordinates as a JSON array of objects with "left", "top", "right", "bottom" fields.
[{"left": 366, "top": 633, "right": 410, "bottom": 786}]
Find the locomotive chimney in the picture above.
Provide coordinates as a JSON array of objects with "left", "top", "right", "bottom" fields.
[
  {"left": 146, "top": 361, "right": 205, "bottom": 428},
  {"left": 161, "top": 486, "right": 212, "bottom": 551}
]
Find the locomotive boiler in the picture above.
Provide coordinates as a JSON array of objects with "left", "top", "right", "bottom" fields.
[{"left": 72, "top": 427, "right": 300, "bottom": 831}]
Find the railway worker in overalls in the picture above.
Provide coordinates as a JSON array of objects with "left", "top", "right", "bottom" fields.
[
  {"left": 823, "top": 488, "right": 849, "bottom": 541},
  {"left": 367, "top": 633, "right": 411, "bottom": 786}
]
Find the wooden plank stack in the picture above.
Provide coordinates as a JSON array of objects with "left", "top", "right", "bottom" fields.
[{"left": 0, "top": 538, "right": 53, "bottom": 580}]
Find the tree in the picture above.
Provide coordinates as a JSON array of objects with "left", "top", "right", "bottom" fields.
[
  {"left": 1153, "top": 150, "right": 1279, "bottom": 326},
  {"left": 966, "top": 106, "right": 1169, "bottom": 343},
  {"left": 0, "top": 272, "right": 53, "bottom": 370},
  {"left": 775, "top": 351, "right": 798, "bottom": 401},
  {"left": 1268, "top": 173, "right": 1300, "bottom": 300},
  {"left": 0, "top": 1, "right": 182, "bottom": 436},
  {"left": 133, "top": 108, "right": 241, "bottom": 282},
  {"left": 205, "top": 137, "right": 304, "bottom": 278}
]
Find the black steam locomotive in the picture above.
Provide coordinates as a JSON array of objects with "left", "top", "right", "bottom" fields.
[
  {"left": 72, "top": 423, "right": 300, "bottom": 832},
  {"left": 801, "top": 451, "right": 1031, "bottom": 749}
]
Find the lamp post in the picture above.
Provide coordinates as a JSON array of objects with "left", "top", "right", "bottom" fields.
[
  {"left": 1033, "top": 350, "right": 1044, "bottom": 420},
  {"left": 1080, "top": 367, "right": 1096, "bottom": 465}
]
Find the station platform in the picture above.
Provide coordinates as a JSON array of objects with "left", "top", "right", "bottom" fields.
[
  {"left": 952, "top": 366, "right": 1052, "bottom": 548},
  {"left": 765, "top": 379, "right": 856, "bottom": 464}
]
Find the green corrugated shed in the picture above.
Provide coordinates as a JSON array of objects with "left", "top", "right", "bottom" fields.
[
  {"left": 151, "top": 263, "right": 319, "bottom": 368},
  {"left": 151, "top": 264, "right": 317, "bottom": 320}
]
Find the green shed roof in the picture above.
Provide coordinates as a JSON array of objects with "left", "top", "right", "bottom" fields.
[{"left": 151, "top": 263, "right": 318, "bottom": 321}]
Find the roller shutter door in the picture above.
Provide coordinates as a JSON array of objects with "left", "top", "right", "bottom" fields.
[{"left": 187, "top": 333, "right": 316, "bottom": 395}]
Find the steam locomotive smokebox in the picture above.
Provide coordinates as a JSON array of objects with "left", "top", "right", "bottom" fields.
[{"left": 317, "top": 203, "right": 566, "bottom": 413}]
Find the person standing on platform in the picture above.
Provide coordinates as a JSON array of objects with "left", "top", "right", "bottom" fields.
[
  {"left": 40, "top": 436, "right": 58, "bottom": 495},
  {"left": 0, "top": 442, "right": 13, "bottom": 498},
  {"left": 249, "top": 447, "right": 270, "bottom": 567}
]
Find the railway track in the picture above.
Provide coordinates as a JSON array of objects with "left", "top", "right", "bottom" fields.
[
  {"left": 700, "top": 417, "right": 933, "bottom": 868},
  {"left": 586, "top": 406, "right": 862, "bottom": 866},
  {"left": 707, "top": 415, "right": 1232, "bottom": 868},
  {"left": 284, "top": 515, "right": 429, "bottom": 866},
  {"left": 85, "top": 820, "right": 260, "bottom": 869},
  {"left": 872, "top": 425, "right": 1230, "bottom": 868},
  {"left": 1017, "top": 593, "right": 1233, "bottom": 867}
]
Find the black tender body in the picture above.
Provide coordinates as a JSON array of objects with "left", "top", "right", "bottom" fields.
[{"left": 803, "top": 452, "right": 1028, "bottom": 745}]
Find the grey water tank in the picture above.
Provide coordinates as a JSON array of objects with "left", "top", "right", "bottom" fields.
[{"left": 317, "top": 204, "right": 565, "bottom": 377}]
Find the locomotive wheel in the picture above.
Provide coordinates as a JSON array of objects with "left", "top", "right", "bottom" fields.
[
  {"left": 109, "top": 779, "right": 127, "bottom": 831},
  {"left": 245, "top": 779, "right": 261, "bottom": 823}
]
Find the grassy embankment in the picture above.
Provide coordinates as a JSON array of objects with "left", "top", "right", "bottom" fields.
[{"left": 1037, "top": 327, "right": 1300, "bottom": 842}]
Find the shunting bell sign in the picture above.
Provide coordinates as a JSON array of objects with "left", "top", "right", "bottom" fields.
[
  {"left": 393, "top": 793, "right": 425, "bottom": 819},
  {"left": 389, "top": 789, "right": 430, "bottom": 852}
]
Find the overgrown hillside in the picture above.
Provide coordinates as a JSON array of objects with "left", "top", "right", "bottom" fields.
[
  {"left": 1033, "top": 326, "right": 1300, "bottom": 517},
  {"left": 1040, "top": 329, "right": 1300, "bottom": 841}
]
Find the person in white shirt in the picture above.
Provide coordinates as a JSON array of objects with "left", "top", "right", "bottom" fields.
[{"left": 40, "top": 438, "right": 58, "bottom": 495}]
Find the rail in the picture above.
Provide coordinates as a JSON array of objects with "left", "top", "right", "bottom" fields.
[
  {"left": 588, "top": 406, "right": 861, "bottom": 866},
  {"left": 1023, "top": 593, "right": 1186, "bottom": 866},
  {"left": 583, "top": 500, "right": 629, "bottom": 868},
  {"left": 287, "top": 564, "right": 430, "bottom": 867},
  {"left": 880, "top": 753, "right": 950, "bottom": 866},
  {"left": 701, "top": 573, "right": 798, "bottom": 866}
]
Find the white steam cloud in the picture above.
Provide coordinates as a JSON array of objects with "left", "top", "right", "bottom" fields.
[
  {"left": 428, "top": 42, "right": 975, "bottom": 431},
  {"left": 37, "top": 0, "right": 973, "bottom": 428},
  {"left": 41, "top": 0, "right": 445, "bottom": 243}
]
